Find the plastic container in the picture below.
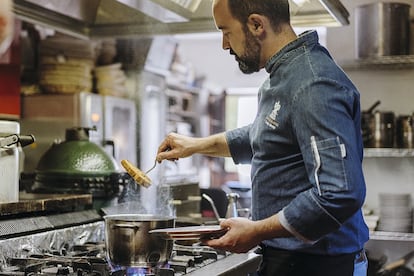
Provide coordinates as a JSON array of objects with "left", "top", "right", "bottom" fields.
[{"left": 0, "top": 120, "right": 20, "bottom": 203}]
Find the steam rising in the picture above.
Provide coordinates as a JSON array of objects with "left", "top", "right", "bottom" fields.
[{"left": 103, "top": 178, "right": 175, "bottom": 217}]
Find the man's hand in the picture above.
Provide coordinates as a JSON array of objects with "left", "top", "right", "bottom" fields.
[
  {"left": 204, "top": 217, "right": 263, "bottom": 253},
  {"left": 157, "top": 133, "right": 196, "bottom": 161},
  {"left": 204, "top": 214, "right": 292, "bottom": 253}
]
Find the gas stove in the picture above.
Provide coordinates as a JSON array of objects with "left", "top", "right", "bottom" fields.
[
  {"left": 0, "top": 195, "right": 261, "bottom": 276},
  {"left": 0, "top": 220, "right": 260, "bottom": 276},
  {"left": 0, "top": 241, "right": 226, "bottom": 276}
]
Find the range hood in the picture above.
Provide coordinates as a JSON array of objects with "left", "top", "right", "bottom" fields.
[{"left": 13, "top": 0, "right": 349, "bottom": 40}]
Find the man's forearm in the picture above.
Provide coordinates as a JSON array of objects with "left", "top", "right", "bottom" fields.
[{"left": 196, "top": 132, "right": 231, "bottom": 157}]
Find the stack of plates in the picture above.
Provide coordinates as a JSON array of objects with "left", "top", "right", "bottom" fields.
[
  {"left": 94, "top": 63, "right": 128, "bottom": 97},
  {"left": 149, "top": 225, "right": 227, "bottom": 241},
  {"left": 377, "top": 193, "right": 413, "bottom": 233},
  {"left": 38, "top": 34, "right": 96, "bottom": 94}
]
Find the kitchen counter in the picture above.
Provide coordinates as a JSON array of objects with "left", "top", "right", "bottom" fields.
[
  {"left": 186, "top": 251, "right": 262, "bottom": 276},
  {"left": 0, "top": 192, "right": 92, "bottom": 217}
]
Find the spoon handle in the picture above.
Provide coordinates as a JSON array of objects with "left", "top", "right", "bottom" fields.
[{"left": 145, "top": 160, "right": 157, "bottom": 174}]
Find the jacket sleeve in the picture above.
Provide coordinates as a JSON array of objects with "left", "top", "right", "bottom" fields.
[
  {"left": 280, "top": 79, "right": 366, "bottom": 241},
  {"left": 225, "top": 124, "right": 253, "bottom": 164}
]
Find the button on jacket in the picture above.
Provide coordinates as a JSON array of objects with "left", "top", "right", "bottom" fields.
[{"left": 226, "top": 30, "right": 369, "bottom": 255}]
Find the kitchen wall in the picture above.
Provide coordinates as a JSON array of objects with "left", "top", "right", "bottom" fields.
[
  {"left": 173, "top": 32, "right": 267, "bottom": 91},
  {"left": 175, "top": 0, "right": 414, "bottom": 211}
]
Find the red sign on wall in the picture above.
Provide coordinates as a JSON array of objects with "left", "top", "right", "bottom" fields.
[{"left": 0, "top": 20, "right": 21, "bottom": 119}]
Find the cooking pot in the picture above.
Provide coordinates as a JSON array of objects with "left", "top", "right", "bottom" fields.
[
  {"left": 396, "top": 115, "right": 414, "bottom": 148},
  {"left": 371, "top": 111, "right": 395, "bottom": 148},
  {"left": 361, "top": 101, "right": 381, "bottom": 147},
  {"left": 355, "top": 2, "right": 411, "bottom": 58},
  {"left": 361, "top": 101, "right": 395, "bottom": 148},
  {"left": 104, "top": 214, "right": 175, "bottom": 267},
  {"left": 374, "top": 111, "right": 395, "bottom": 148}
]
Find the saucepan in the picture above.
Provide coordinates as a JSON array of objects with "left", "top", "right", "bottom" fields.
[
  {"left": 361, "top": 100, "right": 380, "bottom": 147},
  {"left": 104, "top": 214, "right": 175, "bottom": 267},
  {"left": 362, "top": 101, "right": 395, "bottom": 148},
  {"left": 396, "top": 115, "right": 414, "bottom": 148}
]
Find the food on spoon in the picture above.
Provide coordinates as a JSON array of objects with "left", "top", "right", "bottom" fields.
[{"left": 121, "top": 159, "right": 151, "bottom": 187}]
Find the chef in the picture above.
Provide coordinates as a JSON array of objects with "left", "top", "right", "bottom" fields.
[{"left": 157, "top": 0, "right": 369, "bottom": 275}]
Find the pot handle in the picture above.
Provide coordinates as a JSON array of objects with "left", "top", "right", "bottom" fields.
[
  {"left": 365, "top": 100, "right": 381, "bottom": 113},
  {"left": 103, "top": 140, "right": 115, "bottom": 158},
  {"left": 112, "top": 223, "right": 140, "bottom": 230}
]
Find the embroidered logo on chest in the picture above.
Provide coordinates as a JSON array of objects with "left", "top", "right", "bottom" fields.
[{"left": 265, "top": 101, "right": 281, "bottom": 129}]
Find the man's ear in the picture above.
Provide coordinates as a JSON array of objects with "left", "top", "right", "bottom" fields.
[{"left": 247, "top": 14, "right": 265, "bottom": 35}]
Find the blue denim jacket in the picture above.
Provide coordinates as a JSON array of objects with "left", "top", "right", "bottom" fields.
[{"left": 226, "top": 31, "right": 369, "bottom": 255}]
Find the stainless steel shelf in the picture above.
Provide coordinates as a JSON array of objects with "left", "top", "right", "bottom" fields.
[
  {"left": 364, "top": 148, "right": 414, "bottom": 157},
  {"left": 370, "top": 231, "right": 414, "bottom": 242},
  {"left": 340, "top": 55, "right": 414, "bottom": 70}
]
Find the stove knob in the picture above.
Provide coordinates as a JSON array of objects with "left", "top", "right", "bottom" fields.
[
  {"left": 194, "top": 255, "right": 204, "bottom": 264},
  {"left": 57, "top": 266, "right": 70, "bottom": 275}
]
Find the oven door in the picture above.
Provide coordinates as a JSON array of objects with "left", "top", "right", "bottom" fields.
[{"left": 103, "top": 95, "right": 137, "bottom": 165}]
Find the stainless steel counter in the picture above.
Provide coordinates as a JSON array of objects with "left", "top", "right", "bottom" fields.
[{"left": 186, "top": 251, "right": 261, "bottom": 276}]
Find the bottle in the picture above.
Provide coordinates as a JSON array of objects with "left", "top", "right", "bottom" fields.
[{"left": 226, "top": 193, "right": 240, "bottom": 218}]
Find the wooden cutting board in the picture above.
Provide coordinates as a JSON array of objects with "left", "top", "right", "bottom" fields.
[{"left": 0, "top": 192, "right": 93, "bottom": 217}]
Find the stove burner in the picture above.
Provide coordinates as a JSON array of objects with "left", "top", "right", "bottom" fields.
[
  {"left": 4, "top": 255, "right": 110, "bottom": 276},
  {"left": 0, "top": 241, "right": 228, "bottom": 276},
  {"left": 110, "top": 266, "right": 174, "bottom": 276}
]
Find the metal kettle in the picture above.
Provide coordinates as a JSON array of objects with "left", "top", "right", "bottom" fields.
[
  {"left": 0, "top": 120, "right": 35, "bottom": 203},
  {"left": 226, "top": 193, "right": 240, "bottom": 218}
]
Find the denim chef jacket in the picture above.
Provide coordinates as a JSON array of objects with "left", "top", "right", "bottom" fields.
[{"left": 226, "top": 30, "right": 369, "bottom": 255}]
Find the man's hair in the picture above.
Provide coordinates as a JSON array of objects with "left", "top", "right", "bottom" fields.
[{"left": 227, "top": 0, "right": 290, "bottom": 32}]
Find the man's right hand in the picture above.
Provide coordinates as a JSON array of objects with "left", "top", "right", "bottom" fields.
[{"left": 156, "top": 133, "right": 195, "bottom": 162}]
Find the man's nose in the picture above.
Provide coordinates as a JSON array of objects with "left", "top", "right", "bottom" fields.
[{"left": 222, "top": 37, "right": 230, "bottom": 50}]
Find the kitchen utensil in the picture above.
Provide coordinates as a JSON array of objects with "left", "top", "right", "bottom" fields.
[
  {"left": 361, "top": 102, "right": 395, "bottom": 148},
  {"left": 226, "top": 193, "right": 240, "bottom": 218},
  {"left": 121, "top": 159, "right": 156, "bottom": 188},
  {"left": 0, "top": 120, "right": 35, "bottom": 204},
  {"left": 361, "top": 100, "right": 381, "bottom": 147},
  {"left": 145, "top": 159, "right": 157, "bottom": 174},
  {"left": 104, "top": 214, "right": 175, "bottom": 267},
  {"left": 379, "top": 251, "right": 414, "bottom": 275},
  {"left": 0, "top": 134, "right": 35, "bottom": 148},
  {"left": 396, "top": 115, "right": 414, "bottom": 148},
  {"left": 355, "top": 2, "right": 411, "bottom": 58},
  {"left": 373, "top": 111, "right": 395, "bottom": 148},
  {"left": 365, "top": 100, "right": 381, "bottom": 114},
  {"left": 201, "top": 193, "right": 221, "bottom": 222},
  {"left": 149, "top": 225, "right": 227, "bottom": 241}
]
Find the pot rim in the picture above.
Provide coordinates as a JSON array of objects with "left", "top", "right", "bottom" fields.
[{"left": 103, "top": 213, "right": 176, "bottom": 221}]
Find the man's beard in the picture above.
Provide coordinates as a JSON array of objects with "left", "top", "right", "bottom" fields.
[{"left": 234, "top": 29, "right": 261, "bottom": 74}]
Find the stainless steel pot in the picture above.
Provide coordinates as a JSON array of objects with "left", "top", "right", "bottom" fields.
[
  {"left": 362, "top": 103, "right": 395, "bottom": 148},
  {"left": 374, "top": 111, "right": 395, "bottom": 148},
  {"left": 361, "top": 101, "right": 381, "bottom": 147},
  {"left": 355, "top": 2, "right": 411, "bottom": 58},
  {"left": 104, "top": 214, "right": 175, "bottom": 267},
  {"left": 396, "top": 115, "right": 414, "bottom": 148}
]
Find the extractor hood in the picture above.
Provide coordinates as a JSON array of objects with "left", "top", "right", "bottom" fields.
[{"left": 13, "top": 0, "right": 349, "bottom": 40}]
